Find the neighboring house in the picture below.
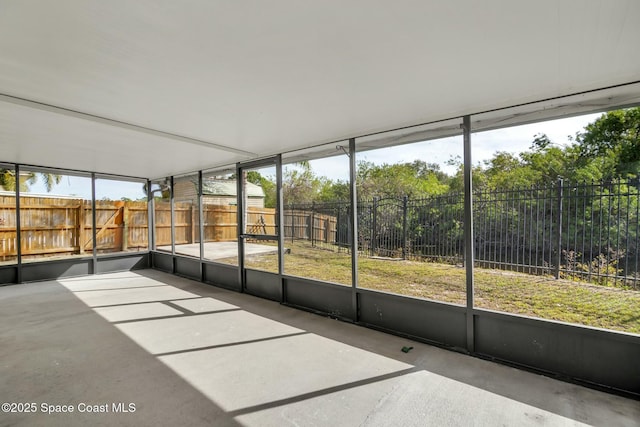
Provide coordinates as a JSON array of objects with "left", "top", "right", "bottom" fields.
[
  {"left": 173, "top": 179, "right": 265, "bottom": 208},
  {"left": 0, "top": 190, "right": 80, "bottom": 200}
]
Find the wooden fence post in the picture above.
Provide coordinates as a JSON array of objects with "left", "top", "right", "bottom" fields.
[{"left": 78, "top": 202, "right": 85, "bottom": 254}]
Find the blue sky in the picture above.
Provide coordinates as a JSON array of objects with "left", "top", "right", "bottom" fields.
[
  {"left": 304, "top": 113, "right": 601, "bottom": 181},
  {"left": 24, "top": 176, "right": 146, "bottom": 201},
  {"left": 25, "top": 112, "right": 601, "bottom": 198}
]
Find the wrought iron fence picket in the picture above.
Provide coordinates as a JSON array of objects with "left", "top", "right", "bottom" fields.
[{"left": 282, "top": 176, "right": 639, "bottom": 288}]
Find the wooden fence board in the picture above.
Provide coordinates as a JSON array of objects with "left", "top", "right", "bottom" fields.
[
  {"left": 0, "top": 197, "right": 149, "bottom": 260},
  {"left": 0, "top": 197, "right": 337, "bottom": 260}
]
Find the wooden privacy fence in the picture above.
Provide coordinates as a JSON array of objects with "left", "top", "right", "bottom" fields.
[
  {"left": 0, "top": 195, "right": 339, "bottom": 261},
  {"left": 0, "top": 195, "right": 148, "bottom": 261},
  {"left": 153, "top": 202, "right": 259, "bottom": 245},
  {"left": 154, "top": 204, "right": 280, "bottom": 244},
  {"left": 153, "top": 204, "right": 337, "bottom": 245},
  {"left": 283, "top": 209, "right": 338, "bottom": 244}
]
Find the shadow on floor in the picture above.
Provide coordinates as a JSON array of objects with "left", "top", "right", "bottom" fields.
[{"left": 5, "top": 269, "right": 637, "bottom": 426}]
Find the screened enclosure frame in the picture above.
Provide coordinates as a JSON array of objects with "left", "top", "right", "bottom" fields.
[
  {"left": 0, "top": 93, "right": 638, "bottom": 398},
  {"left": 147, "top": 99, "right": 640, "bottom": 397},
  {"left": 0, "top": 164, "right": 150, "bottom": 283}
]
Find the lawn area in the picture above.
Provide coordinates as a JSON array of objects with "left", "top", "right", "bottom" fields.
[{"left": 230, "top": 240, "right": 640, "bottom": 334}]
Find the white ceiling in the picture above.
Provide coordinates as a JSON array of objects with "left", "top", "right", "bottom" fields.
[{"left": 0, "top": 1, "right": 639, "bottom": 179}]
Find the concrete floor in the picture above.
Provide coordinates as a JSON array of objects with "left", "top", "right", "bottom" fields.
[
  {"left": 157, "top": 242, "right": 277, "bottom": 260},
  {"left": 1, "top": 271, "right": 638, "bottom": 427}
]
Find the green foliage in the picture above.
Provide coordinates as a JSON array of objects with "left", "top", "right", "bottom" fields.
[
  {"left": 576, "top": 108, "right": 640, "bottom": 178},
  {"left": 143, "top": 181, "right": 170, "bottom": 200},
  {"left": 272, "top": 108, "right": 640, "bottom": 205},
  {"left": 0, "top": 169, "right": 61, "bottom": 192},
  {"left": 282, "top": 159, "right": 453, "bottom": 205},
  {"left": 0, "top": 169, "right": 20, "bottom": 191},
  {"left": 318, "top": 180, "right": 349, "bottom": 203},
  {"left": 561, "top": 249, "right": 625, "bottom": 287},
  {"left": 484, "top": 151, "right": 538, "bottom": 188},
  {"left": 235, "top": 170, "right": 276, "bottom": 208},
  {"left": 282, "top": 162, "right": 324, "bottom": 205},
  {"left": 471, "top": 108, "right": 640, "bottom": 189},
  {"left": 472, "top": 135, "right": 606, "bottom": 190},
  {"left": 244, "top": 171, "right": 264, "bottom": 186},
  {"left": 357, "top": 160, "right": 449, "bottom": 200},
  {"left": 281, "top": 161, "right": 351, "bottom": 205},
  {"left": 258, "top": 176, "right": 276, "bottom": 208}
]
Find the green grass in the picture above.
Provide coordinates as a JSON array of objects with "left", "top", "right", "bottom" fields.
[{"left": 230, "top": 240, "right": 640, "bottom": 334}]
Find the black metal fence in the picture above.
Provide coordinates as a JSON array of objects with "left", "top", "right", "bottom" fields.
[
  {"left": 285, "top": 177, "right": 640, "bottom": 288},
  {"left": 475, "top": 178, "right": 640, "bottom": 288}
]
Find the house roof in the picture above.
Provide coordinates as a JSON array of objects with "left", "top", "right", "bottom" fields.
[{"left": 202, "top": 179, "right": 264, "bottom": 198}]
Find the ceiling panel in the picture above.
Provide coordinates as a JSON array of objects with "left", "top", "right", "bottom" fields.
[
  {"left": 0, "top": 99, "right": 252, "bottom": 178},
  {"left": 0, "top": 0, "right": 638, "bottom": 178}
]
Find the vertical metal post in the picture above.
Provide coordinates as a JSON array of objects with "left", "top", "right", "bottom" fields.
[
  {"left": 237, "top": 164, "right": 245, "bottom": 292},
  {"left": 336, "top": 208, "right": 340, "bottom": 250},
  {"left": 15, "top": 164, "right": 22, "bottom": 283},
  {"left": 635, "top": 182, "right": 639, "bottom": 289},
  {"left": 581, "top": 183, "right": 588, "bottom": 281},
  {"left": 555, "top": 178, "right": 563, "bottom": 279},
  {"left": 597, "top": 184, "right": 603, "bottom": 283},
  {"left": 91, "top": 173, "right": 97, "bottom": 274},
  {"left": 462, "top": 115, "right": 475, "bottom": 352},
  {"left": 605, "top": 182, "right": 612, "bottom": 285},
  {"left": 402, "top": 195, "right": 408, "bottom": 260},
  {"left": 615, "top": 181, "right": 622, "bottom": 287},
  {"left": 198, "top": 171, "right": 205, "bottom": 281},
  {"left": 542, "top": 187, "right": 548, "bottom": 273},
  {"left": 276, "top": 156, "right": 285, "bottom": 301},
  {"left": 147, "top": 180, "right": 154, "bottom": 252},
  {"left": 372, "top": 197, "right": 378, "bottom": 256},
  {"left": 349, "top": 138, "right": 359, "bottom": 321},
  {"left": 170, "top": 176, "right": 175, "bottom": 273},
  {"left": 311, "top": 201, "right": 315, "bottom": 246}
]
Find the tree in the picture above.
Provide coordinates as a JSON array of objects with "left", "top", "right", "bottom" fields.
[
  {"left": 317, "top": 179, "right": 349, "bottom": 203},
  {"left": 473, "top": 128, "right": 616, "bottom": 190},
  {"left": 575, "top": 108, "right": 640, "bottom": 179},
  {"left": 0, "top": 169, "right": 61, "bottom": 192},
  {"left": 245, "top": 171, "right": 277, "bottom": 208},
  {"left": 357, "top": 160, "right": 449, "bottom": 199},
  {"left": 282, "top": 162, "right": 331, "bottom": 205},
  {"left": 142, "top": 181, "right": 171, "bottom": 200}
]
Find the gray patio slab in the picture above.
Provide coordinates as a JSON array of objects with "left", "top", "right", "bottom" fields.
[
  {"left": 1, "top": 270, "right": 638, "bottom": 427},
  {"left": 157, "top": 241, "right": 279, "bottom": 260}
]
